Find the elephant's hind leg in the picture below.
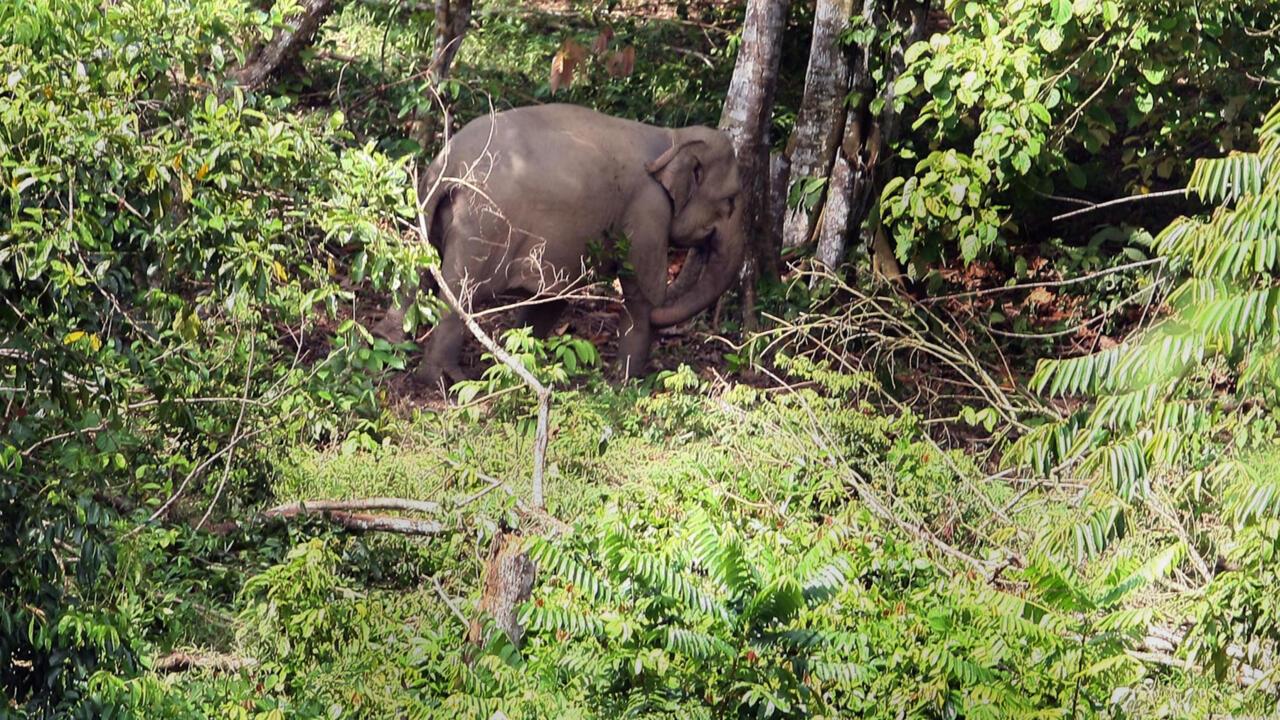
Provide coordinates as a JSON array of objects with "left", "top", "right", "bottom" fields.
[{"left": 419, "top": 195, "right": 484, "bottom": 388}]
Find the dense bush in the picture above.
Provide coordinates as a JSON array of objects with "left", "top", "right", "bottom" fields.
[
  {"left": 1, "top": 0, "right": 426, "bottom": 712},
  {"left": 886, "top": 0, "right": 1280, "bottom": 266}
]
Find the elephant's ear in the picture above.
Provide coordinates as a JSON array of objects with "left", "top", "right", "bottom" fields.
[{"left": 646, "top": 138, "right": 708, "bottom": 215}]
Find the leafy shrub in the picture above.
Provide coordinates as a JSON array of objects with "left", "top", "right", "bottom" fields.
[
  {"left": 1012, "top": 100, "right": 1280, "bottom": 684},
  {"left": 0, "top": 0, "right": 428, "bottom": 712},
  {"left": 886, "top": 0, "right": 1280, "bottom": 265}
]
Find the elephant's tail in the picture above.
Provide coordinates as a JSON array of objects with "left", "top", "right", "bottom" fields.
[{"left": 415, "top": 154, "right": 451, "bottom": 250}]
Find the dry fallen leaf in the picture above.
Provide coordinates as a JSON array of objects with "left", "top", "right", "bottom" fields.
[
  {"left": 549, "top": 39, "right": 587, "bottom": 94},
  {"left": 591, "top": 26, "right": 614, "bottom": 55},
  {"left": 606, "top": 46, "right": 636, "bottom": 78}
]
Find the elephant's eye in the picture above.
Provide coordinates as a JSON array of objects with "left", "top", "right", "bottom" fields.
[
  {"left": 722, "top": 197, "right": 735, "bottom": 217},
  {"left": 693, "top": 162, "right": 704, "bottom": 185}
]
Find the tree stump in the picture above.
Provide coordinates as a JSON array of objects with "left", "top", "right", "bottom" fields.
[{"left": 467, "top": 527, "right": 536, "bottom": 648}]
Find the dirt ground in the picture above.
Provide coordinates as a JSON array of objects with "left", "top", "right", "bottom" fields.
[{"left": 375, "top": 269, "right": 736, "bottom": 409}]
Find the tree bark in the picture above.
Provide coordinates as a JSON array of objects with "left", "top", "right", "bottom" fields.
[
  {"left": 264, "top": 498, "right": 443, "bottom": 515},
  {"left": 719, "top": 0, "right": 792, "bottom": 330},
  {"left": 768, "top": 151, "right": 791, "bottom": 255},
  {"left": 429, "top": 0, "right": 473, "bottom": 82},
  {"left": 781, "top": 0, "right": 855, "bottom": 251},
  {"left": 814, "top": 0, "right": 928, "bottom": 273},
  {"left": 467, "top": 528, "right": 537, "bottom": 648},
  {"left": 233, "top": 0, "right": 337, "bottom": 89},
  {"left": 263, "top": 505, "right": 446, "bottom": 535},
  {"left": 416, "top": 0, "right": 474, "bottom": 150}
]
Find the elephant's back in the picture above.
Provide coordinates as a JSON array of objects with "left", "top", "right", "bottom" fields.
[
  {"left": 444, "top": 105, "right": 667, "bottom": 185},
  {"left": 439, "top": 105, "right": 668, "bottom": 229}
]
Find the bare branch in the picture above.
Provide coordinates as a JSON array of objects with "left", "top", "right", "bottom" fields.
[
  {"left": 263, "top": 505, "right": 446, "bottom": 535},
  {"left": 1051, "top": 188, "right": 1188, "bottom": 223},
  {"left": 154, "top": 651, "right": 258, "bottom": 674},
  {"left": 412, "top": 163, "right": 553, "bottom": 510}
]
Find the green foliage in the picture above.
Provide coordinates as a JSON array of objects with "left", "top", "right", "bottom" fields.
[
  {"left": 1012, "top": 101, "right": 1280, "bottom": 682},
  {"left": 237, "top": 539, "right": 369, "bottom": 677},
  {"left": 885, "top": 0, "right": 1280, "bottom": 265},
  {"left": 448, "top": 485, "right": 1164, "bottom": 719},
  {"left": 453, "top": 328, "right": 600, "bottom": 413},
  {"left": 0, "top": 0, "right": 427, "bottom": 711}
]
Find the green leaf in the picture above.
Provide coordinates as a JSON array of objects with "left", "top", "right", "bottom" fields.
[
  {"left": 1037, "top": 26, "right": 1064, "bottom": 52},
  {"left": 1051, "top": 0, "right": 1073, "bottom": 25},
  {"left": 1029, "top": 102, "right": 1051, "bottom": 125}
]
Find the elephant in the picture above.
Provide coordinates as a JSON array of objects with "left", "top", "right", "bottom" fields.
[{"left": 386, "top": 103, "right": 746, "bottom": 384}]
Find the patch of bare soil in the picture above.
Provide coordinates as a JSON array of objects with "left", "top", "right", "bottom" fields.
[{"left": 373, "top": 271, "right": 737, "bottom": 410}]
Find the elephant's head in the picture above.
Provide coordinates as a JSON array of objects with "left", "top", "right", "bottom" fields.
[{"left": 646, "top": 126, "right": 746, "bottom": 328}]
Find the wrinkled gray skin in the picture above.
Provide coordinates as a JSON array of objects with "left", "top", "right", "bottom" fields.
[{"left": 385, "top": 104, "right": 746, "bottom": 384}]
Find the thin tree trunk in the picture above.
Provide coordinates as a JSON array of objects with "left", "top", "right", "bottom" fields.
[
  {"left": 768, "top": 151, "right": 791, "bottom": 255},
  {"left": 233, "top": 0, "right": 337, "bottom": 89},
  {"left": 719, "top": 0, "right": 791, "bottom": 331},
  {"left": 782, "top": 0, "right": 855, "bottom": 251},
  {"left": 417, "top": 0, "right": 474, "bottom": 150},
  {"left": 866, "top": 0, "right": 928, "bottom": 281},
  {"left": 429, "top": 0, "right": 473, "bottom": 81},
  {"left": 815, "top": 0, "right": 879, "bottom": 269}
]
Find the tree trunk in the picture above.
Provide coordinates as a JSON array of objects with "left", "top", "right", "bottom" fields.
[
  {"left": 768, "top": 151, "right": 791, "bottom": 256},
  {"left": 781, "top": 0, "right": 854, "bottom": 251},
  {"left": 867, "top": 0, "right": 928, "bottom": 281},
  {"left": 814, "top": 0, "right": 928, "bottom": 273},
  {"left": 416, "top": 0, "right": 474, "bottom": 150},
  {"left": 719, "top": 0, "right": 791, "bottom": 330},
  {"left": 429, "top": 0, "right": 473, "bottom": 82},
  {"left": 233, "top": 0, "right": 337, "bottom": 89}
]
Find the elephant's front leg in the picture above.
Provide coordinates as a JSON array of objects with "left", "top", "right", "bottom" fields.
[
  {"left": 615, "top": 184, "right": 674, "bottom": 379},
  {"left": 617, "top": 278, "right": 654, "bottom": 379}
]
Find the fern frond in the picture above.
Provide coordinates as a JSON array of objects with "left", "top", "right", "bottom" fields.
[
  {"left": 800, "top": 555, "right": 853, "bottom": 602},
  {"left": 1079, "top": 438, "right": 1149, "bottom": 500},
  {"left": 1188, "top": 151, "right": 1264, "bottom": 204},
  {"left": 1222, "top": 460, "right": 1280, "bottom": 527},
  {"left": 1023, "top": 554, "right": 1095, "bottom": 613},
  {"left": 1095, "top": 604, "right": 1160, "bottom": 634},
  {"left": 809, "top": 660, "right": 870, "bottom": 687},
  {"left": 1089, "top": 383, "right": 1169, "bottom": 431},
  {"left": 526, "top": 536, "right": 610, "bottom": 602},
  {"left": 1185, "top": 285, "right": 1280, "bottom": 352},
  {"left": 663, "top": 626, "right": 734, "bottom": 660},
  {"left": 743, "top": 575, "right": 805, "bottom": 626},
  {"left": 1004, "top": 414, "right": 1087, "bottom": 474},
  {"left": 774, "top": 628, "right": 862, "bottom": 653},
  {"left": 1030, "top": 345, "right": 1124, "bottom": 397},
  {"left": 923, "top": 646, "right": 996, "bottom": 684},
  {"left": 1096, "top": 541, "right": 1186, "bottom": 607},
  {"left": 520, "top": 603, "right": 604, "bottom": 638},
  {"left": 1240, "top": 343, "right": 1280, "bottom": 392},
  {"left": 709, "top": 532, "right": 758, "bottom": 599}
]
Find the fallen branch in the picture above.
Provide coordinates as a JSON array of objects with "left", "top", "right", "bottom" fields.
[
  {"left": 413, "top": 163, "right": 552, "bottom": 510},
  {"left": 153, "top": 651, "right": 258, "bottom": 674},
  {"left": 263, "top": 503, "right": 446, "bottom": 536},
  {"left": 1051, "top": 187, "right": 1187, "bottom": 223},
  {"left": 1137, "top": 626, "right": 1275, "bottom": 690},
  {"left": 263, "top": 498, "right": 443, "bottom": 515}
]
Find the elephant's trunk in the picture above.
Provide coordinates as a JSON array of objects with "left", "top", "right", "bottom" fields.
[{"left": 650, "top": 203, "right": 746, "bottom": 328}]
